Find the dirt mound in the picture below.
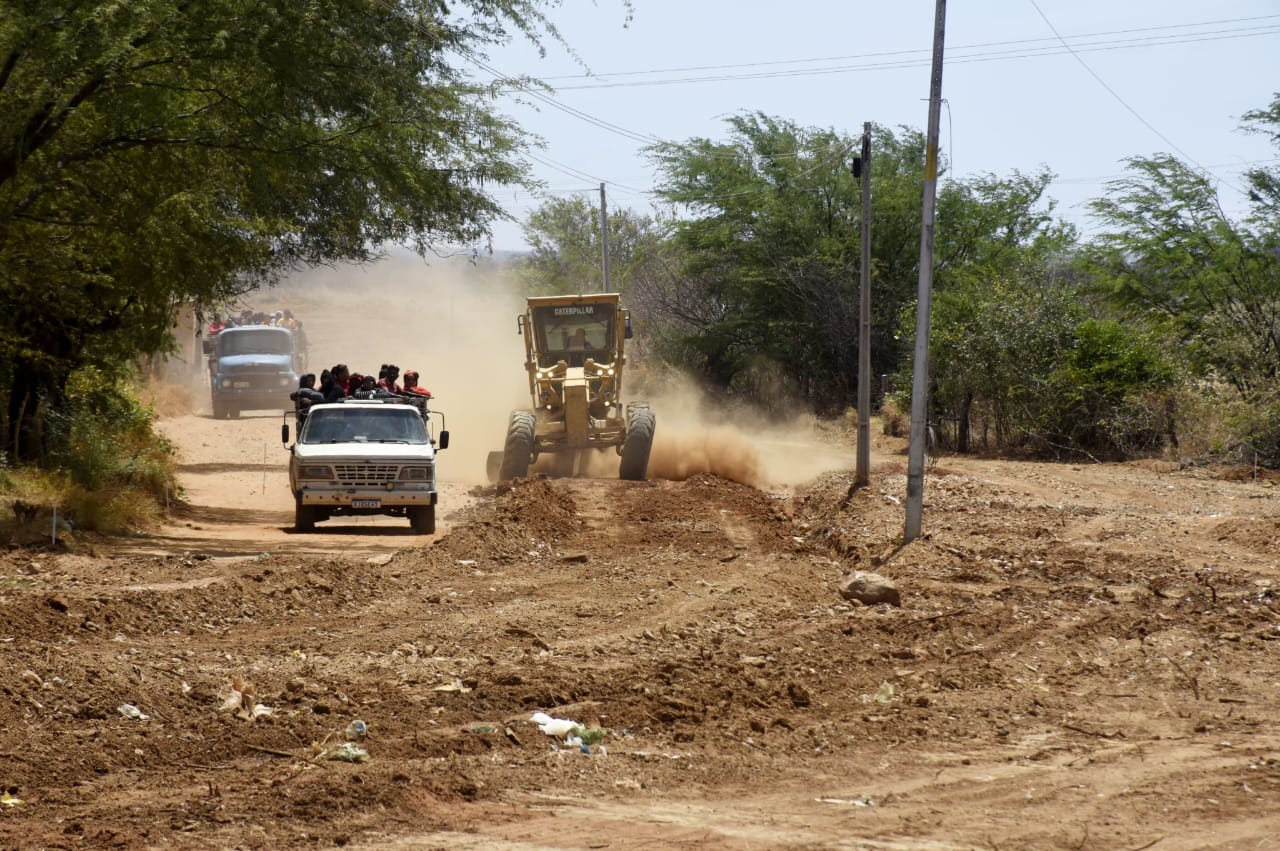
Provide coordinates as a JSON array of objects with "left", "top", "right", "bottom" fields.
[
  {"left": 432, "top": 476, "right": 585, "bottom": 562},
  {"left": 4, "top": 425, "right": 1280, "bottom": 848}
]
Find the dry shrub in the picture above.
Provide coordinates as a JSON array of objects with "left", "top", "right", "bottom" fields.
[{"left": 880, "top": 397, "right": 906, "bottom": 436}]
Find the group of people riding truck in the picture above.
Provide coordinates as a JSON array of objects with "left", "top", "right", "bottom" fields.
[
  {"left": 289, "top": 363, "right": 431, "bottom": 419},
  {"left": 208, "top": 308, "right": 302, "bottom": 334}
]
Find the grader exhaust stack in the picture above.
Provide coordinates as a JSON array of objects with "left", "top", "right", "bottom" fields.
[{"left": 488, "top": 293, "right": 655, "bottom": 481}]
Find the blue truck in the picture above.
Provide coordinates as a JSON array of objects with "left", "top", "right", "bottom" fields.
[{"left": 208, "top": 325, "right": 302, "bottom": 419}]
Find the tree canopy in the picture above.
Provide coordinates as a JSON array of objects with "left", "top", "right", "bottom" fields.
[
  {"left": 518, "top": 194, "right": 667, "bottom": 295},
  {"left": 0, "top": 0, "right": 562, "bottom": 460},
  {"left": 634, "top": 114, "right": 1071, "bottom": 414}
]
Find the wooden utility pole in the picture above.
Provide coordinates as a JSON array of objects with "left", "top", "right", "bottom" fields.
[
  {"left": 905, "top": 0, "right": 947, "bottom": 542},
  {"left": 599, "top": 182, "right": 611, "bottom": 293},
  {"left": 855, "top": 122, "right": 872, "bottom": 488}
]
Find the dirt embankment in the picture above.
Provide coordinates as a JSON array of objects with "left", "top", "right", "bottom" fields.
[
  {"left": 2, "top": 260, "right": 1277, "bottom": 848},
  {"left": 2, "top": 403, "right": 1279, "bottom": 849}
]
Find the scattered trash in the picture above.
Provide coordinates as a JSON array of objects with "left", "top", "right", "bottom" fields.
[
  {"left": 118, "top": 703, "right": 150, "bottom": 721},
  {"left": 861, "top": 681, "right": 896, "bottom": 704},
  {"left": 469, "top": 724, "right": 496, "bottom": 735},
  {"left": 432, "top": 678, "right": 472, "bottom": 693},
  {"left": 219, "top": 677, "right": 274, "bottom": 721},
  {"left": 530, "top": 711, "right": 608, "bottom": 754},
  {"left": 817, "top": 795, "right": 874, "bottom": 807},
  {"left": 319, "top": 742, "right": 369, "bottom": 763},
  {"left": 531, "top": 711, "right": 577, "bottom": 738},
  {"left": 0, "top": 792, "right": 21, "bottom": 807},
  {"left": 345, "top": 719, "right": 368, "bottom": 739},
  {"left": 456, "top": 559, "right": 477, "bottom": 566}
]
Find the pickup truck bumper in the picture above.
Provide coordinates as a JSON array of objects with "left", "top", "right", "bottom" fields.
[
  {"left": 212, "top": 388, "right": 293, "bottom": 410},
  {"left": 299, "top": 489, "right": 438, "bottom": 507}
]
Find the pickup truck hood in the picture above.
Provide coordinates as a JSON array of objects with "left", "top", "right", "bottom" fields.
[
  {"left": 217, "top": 353, "right": 294, "bottom": 371},
  {"left": 294, "top": 442, "right": 436, "bottom": 462}
]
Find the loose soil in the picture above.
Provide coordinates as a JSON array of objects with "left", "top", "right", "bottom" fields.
[{"left": 3, "top": 401, "right": 1279, "bottom": 850}]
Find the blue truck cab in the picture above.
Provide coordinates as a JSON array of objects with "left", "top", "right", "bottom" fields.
[{"left": 209, "top": 325, "right": 301, "bottom": 419}]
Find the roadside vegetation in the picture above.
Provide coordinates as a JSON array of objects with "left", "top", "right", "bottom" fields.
[
  {"left": 519, "top": 100, "right": 1280, "bottom": 467},
  {"left": 1, "top": 3, "right": 1277, "bottom": 537},
  {"left": 0, "top": 370, "right": 176, "bottom": 537}
]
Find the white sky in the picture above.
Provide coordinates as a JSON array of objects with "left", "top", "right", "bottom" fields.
[{"left": 469, "top": 0, "right": 1279, "bottom": 252}]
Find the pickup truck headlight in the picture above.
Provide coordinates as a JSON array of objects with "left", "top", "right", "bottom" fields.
[
  {"left": 220, "top": 378, "right": 232, "bottom": 388},
  {"left": 280, "top": 377, "right": 292, "bottom": 387},
  {"left": 398, "top": 466, "right": 433, "bottom": 481},
  {"left": 298, "top": 465, "right": 334, "bottom": 480}
]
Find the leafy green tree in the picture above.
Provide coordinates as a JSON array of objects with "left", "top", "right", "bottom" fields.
[
  {"left": 518, "top": 194, "right": 668, "bottom": 295},
  {"left": 644, "top": 113, "right": 1072, "bottom": 414},
  {"left": 923, "top": 272, "right": 1174, "bottom": 458},
  {"left": 0, "top": 0, "right": 570, "bottom": 460},
  {"left": 1088, "top": 152, "right": 1280, "bottom": 394}
]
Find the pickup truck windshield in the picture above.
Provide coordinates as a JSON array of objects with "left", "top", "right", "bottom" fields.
[
  {"left": 300, "top": 408, "right": 428, "bottom": 445},
  {"left": 218, "top": 329, "right": 293, "bottom": 356}
]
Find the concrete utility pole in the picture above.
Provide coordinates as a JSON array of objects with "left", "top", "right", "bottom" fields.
[
  {"left": 855, "top": 122, "right": 872, "bottom": 488},
  {"left": 599, "top": 182, "right": 611, "bottom": 293},
  {"left": 905, "top": 0, "right": 947, "bottom": 543}
]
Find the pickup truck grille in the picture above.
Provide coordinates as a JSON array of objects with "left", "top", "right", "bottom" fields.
[{"left": 334, "top": 464, "right": 398, "bottom": 486}]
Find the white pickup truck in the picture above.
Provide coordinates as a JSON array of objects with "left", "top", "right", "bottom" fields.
[{"left": 282, "top": 396, "right": 449, "bottom": 533}]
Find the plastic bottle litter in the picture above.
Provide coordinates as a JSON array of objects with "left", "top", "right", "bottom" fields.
[
  {"left": 117, "top": 703, "right": 150, "bottom": 721},
  {"left": 321, "top": 742, "right": 369, "bottom": 763},
  {"left": 345, "top": 719, "right": 368, "bottom": 739}
]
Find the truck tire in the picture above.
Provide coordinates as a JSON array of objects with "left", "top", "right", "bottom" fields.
[
  {"left": 212, "top": 398, "right": 228, "bottom": 419},
  {"left": 498, "top": 410, "right": 535, "bottom": 481},
  {"left": 619, "top": 404, "right": 655, "bottom": 481},
  {"left": 294, "top": 496, "right": 317, "bottom": 532},
  {"left": 409, "top": 505, "right": 436, "bottom": 534}
]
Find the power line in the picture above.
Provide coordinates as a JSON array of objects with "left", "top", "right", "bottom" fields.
[
  {"left": 526, "top": 14, "right": 1279, "bottom": 84},
  {"left": 535, "top": 26, "right": 1279, "bottom": 91},
  {"left": 1027, "top": 0, "right": 1247, "bottom": 197}
]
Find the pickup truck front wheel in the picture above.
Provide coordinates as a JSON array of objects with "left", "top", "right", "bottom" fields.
[
  {"left": 295, "top": 496, "right": 319, "bottom": 532},
  {"left": 409, "top": 505, "right": 436, "bottom": 535}
]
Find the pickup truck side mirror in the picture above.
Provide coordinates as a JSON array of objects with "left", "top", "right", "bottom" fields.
[
  {"left": 281, "top": 423, "right": 290, "bottom": 445},
  {"left": 438, "top": 430, "right": 450, "bottom": 450}
]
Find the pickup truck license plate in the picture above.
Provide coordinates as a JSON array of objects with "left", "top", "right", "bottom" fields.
[
  {"left": 232, "top": 381, "right": 251, "bottom": 388},
  {"left": 351, "top": 498, "right": 381, "bottom": 509}
]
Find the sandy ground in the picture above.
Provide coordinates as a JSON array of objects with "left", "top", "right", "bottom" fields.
[
  {"left": 3, "top": 266, "right": 1279, "bottom": 849},
  {"left": 2, "top": 397, "right": 1279, "bottom": 850}
]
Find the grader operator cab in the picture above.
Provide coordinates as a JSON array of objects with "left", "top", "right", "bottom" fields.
[{"left": 490, "top": 293, "right": 655, "bottom": 481}]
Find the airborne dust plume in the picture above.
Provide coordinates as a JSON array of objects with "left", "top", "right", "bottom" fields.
[{"left": 186, "top": 255, "right": 855, "bottom": 489}]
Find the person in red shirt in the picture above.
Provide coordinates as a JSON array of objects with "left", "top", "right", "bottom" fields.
[{"left": 402, "top": 370, "right": 431, "bottom": 398}]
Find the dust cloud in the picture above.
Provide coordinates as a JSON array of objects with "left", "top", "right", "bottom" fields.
[
  {"left": 203, "top": 253, "right": 856, "bottom": 490},
  {"left": 640, "top": 376, "right": 857, "bottom": 489},
  {"left": 253, "top": 253, "right": 530, "bottom": 485}
]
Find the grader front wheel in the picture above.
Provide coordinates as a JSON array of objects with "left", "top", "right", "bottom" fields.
[
  {"left": 497, "top": 410, "right": 536, "bottom": 481},
  {"left": 619, "top": 404, "right": 655, "bottom": 481}
]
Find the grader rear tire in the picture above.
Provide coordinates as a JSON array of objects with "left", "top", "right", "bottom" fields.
[
  {"left": 498, "top": 410, "right": 536, "bottom": 481},
  {"left": 619, "top": 404, "right": 655, "bottom": 481}
]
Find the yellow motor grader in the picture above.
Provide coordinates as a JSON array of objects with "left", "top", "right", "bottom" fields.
[{"left": 488, "top": 293, "right": 655, "bottom": 481}]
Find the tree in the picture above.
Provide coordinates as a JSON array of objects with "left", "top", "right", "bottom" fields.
[
  {"left": 644, "top": 113, "right": 1072, "bottom": 414},
  {"left": 923, "top": 270, "right": 1173, "bottom": 458},
  {"left": 1088, "top": 153, "right": 1280, "bottom": 394},
  {"left": 518, "top": 194, "right": 667, "bottom": 295},
  {"left": 0, "top": 0, "right": 573, "bottom": 460}
]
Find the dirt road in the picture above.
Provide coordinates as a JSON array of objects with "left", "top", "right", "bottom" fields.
[{"left": 3, "top": 390, "right": 1280, "bottom": 850}]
